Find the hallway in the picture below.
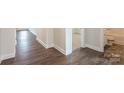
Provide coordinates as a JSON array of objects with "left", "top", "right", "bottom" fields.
[
  {"left": 72, "top": 31, "right": 81, "bottom": 51},
  {"left": 2, "top": 30, "right": 124, "bottom": 65},
  {"left": 1, "top": 31, "right": 65, "bottom": 65},
  {"left": 1, "top": 30, "right": 101, "bottom": 65}
]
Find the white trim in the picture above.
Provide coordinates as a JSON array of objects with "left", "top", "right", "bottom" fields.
[
  {"left": 37, "top": 37, "right": 66, "bottom": 55},
  {"left": 30, "top": 30, "right": 37, "bottom": 36},
  {"left": 65, "top": 28, "right": 86, "bottom": 55},
  {"left": 85, "top": 44, "right": 102, "bottom": 52},
  {"left": 36, "top": 37, "right": 48, "bottom": 48},
  {"left": 30, "top": 30, "right": 48, "bottom": 48},
  {"left": 54, "top": 44, "right": 66, "bottom": 55},
  {"left": 65, "top": 29, "right": 73, "bottom": 55},
  {"left": 0, "top": 53, "right": 15, "bottom": 62},
  {"left": 47, "top": 43, "right": 54, "bottom": 48},
  {"left": 37, "top": 36, "right": 66, "bottom": 55}
]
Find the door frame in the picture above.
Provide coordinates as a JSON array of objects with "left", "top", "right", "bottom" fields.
[{"left": 65, "top": 28, "right": 85, "bottom": 55}]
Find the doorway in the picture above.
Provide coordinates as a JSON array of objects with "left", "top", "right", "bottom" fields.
[
  {"left": 65, "top": 28, "right": 85, "bottom": 55},
  {"left": 72, "top": 28, "right": 82, "bottom": 51}
]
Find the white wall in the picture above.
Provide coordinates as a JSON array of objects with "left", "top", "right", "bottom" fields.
[
  {"left": 85, "top": 28, "right": 103, "bottom": 52},
  {"left": 0, "top": 28, "right": 16, "bottom": 62},
  {"left": 53, "top": 28, "right": 66, "bottom": 54},
  {"left": 47, "top": 29, "right": 54, "bottom": 48},
  {"left": 30, "top": 28, "right": 54, "bottom": 48}
]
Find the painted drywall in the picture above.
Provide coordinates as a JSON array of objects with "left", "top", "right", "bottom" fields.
[
  {"left": 30, "top": 28, "right": 54, "bottom": 48},
  {"left": 0, "top": 28, "right": 16, "bottom": 61},
  {"left": 47, "top": 29, "right": 54, "bottom": 48},
  {"left": 85, "top": 28, "right": 103, "bottom": 51},
  {"left": 53, "top": 28, "right": 66, "bottom": 54}
]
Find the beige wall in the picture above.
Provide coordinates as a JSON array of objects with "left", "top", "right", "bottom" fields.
[{"left": 0, "top": 28, "right": 16, "bottom": 62}]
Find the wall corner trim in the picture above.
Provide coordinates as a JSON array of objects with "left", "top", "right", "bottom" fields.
[
  {"left": 30, "top": 30, "right": 37, "bottom": 36},
  {"left": 36, "top": 37, "right": 48, "bottom": 48},
  {"left": 85, "top": 44, "right": 102, "bottom": 52},
  {"left": 54, "top": 44, "right": 66, "bottom": 55}
]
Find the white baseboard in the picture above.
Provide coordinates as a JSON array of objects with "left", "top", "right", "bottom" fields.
[
  {"left": 30, "top": 31, "right": 48, "bottom": 48},
  {"left": 47, "top": 43, "right": 54, "bottom": 48},
  {"left": 37, "top": 38, "right": 66, "bottom": 55},
  {"left": 32, "top": 31, "right": 67, "bottom": 55},
  {"left": 36, "top": 37, "right": 48, "bottom": 48},
  {"left": 85, "top": 44, "right": 102, "bottom": 52},
  {"left": 30, "top": 31, "right": 37, "bottom": 36},
  {"left": 0, "top": 53, "right": 15, "bottom": 63},
  {"left": 54, "top": 44, "right": 66, "bottom": 55}
]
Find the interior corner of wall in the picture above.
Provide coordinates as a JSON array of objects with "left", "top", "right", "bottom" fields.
[
  {"left": 36, "top": 37, "right": 48, "bottom": 49},
  {"left": 54, "top": 44, "right": 66, "bottom": 55},
  {"left": 0, "top": 52, "right": 15, "bottom": 62}
]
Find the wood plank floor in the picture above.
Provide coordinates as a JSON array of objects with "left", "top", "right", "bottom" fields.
[{"left": 1, "top": 31, "right": 124, "bottom": 65}]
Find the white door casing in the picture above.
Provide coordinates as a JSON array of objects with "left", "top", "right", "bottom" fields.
[
  {"left": 65, "top": 28, "right": 73, "bottom": 55},
  {"left": 65, "top": 28, "right": 85, "bottom": 55}
]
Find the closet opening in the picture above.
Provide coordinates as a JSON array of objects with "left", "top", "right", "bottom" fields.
[{"left": 72, "top": 28, "right": 82, "bottom": 51}]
